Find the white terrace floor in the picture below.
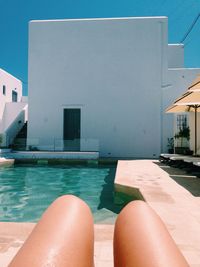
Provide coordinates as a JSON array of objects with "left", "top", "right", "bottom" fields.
[{"left": 1, "top": 160, "right": 200, "bottom": 267}]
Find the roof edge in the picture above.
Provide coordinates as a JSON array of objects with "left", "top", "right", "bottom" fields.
[{"left": 29, "top": 16, "right": 168, "bottom": 24}]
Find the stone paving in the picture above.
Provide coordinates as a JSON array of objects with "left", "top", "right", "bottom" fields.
[
  {"left": 1, "top": 159, "right": 200, "bottom": 266},
  {"left": 115, "top": 160, "right": 200, "bottom": 267},
  {"left": 0, "top": 223, "right": 114, "bottom": 267}
]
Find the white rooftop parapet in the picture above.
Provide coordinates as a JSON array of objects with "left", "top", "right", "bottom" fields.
[{"left": 168, "top": 44, "right": 184, "bottom": 68}]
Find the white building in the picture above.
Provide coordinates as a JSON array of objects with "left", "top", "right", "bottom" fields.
[
  {"left": 0, "top": 69, "right": 28, "bottom": 147},
  {"left": 27, "top": 17, "right": 200, "bottom": 158}
]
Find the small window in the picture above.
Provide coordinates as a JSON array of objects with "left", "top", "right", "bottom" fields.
[
  {"left": 3, "top": 85, "right": 6, "bottom": 95},
  {"left": 12, "top": 90, "right": 18, "bottom": 102},
  {"left": 176, "top": 114, "right": 188, "bottom": 131}
]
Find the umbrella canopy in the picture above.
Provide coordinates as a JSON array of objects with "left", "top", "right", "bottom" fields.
[
  {"left": 188, "top": 74, "right": 200, "bottom": 92},
  {"left": 166, "top": 104, "right": 197, "bottom": 113},
  {"left": 174, "top": 91, "right": 200, "bottom": 105},
  {"left": 166, "top": 90, "right": 200, "bottom": 155}
]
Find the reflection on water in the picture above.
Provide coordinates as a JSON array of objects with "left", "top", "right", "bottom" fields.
[
  {"left": 98, "top": 167, "right": 136, "bottom": 214},
  {"left": 0, "top": 164, "right": 131, "bottom": 223}
]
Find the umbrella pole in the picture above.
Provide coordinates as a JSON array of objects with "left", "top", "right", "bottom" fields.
[{"left": 195, "top": 106, "right": 197, "bottom": 155}]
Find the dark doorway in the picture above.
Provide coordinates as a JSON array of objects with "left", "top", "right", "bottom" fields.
[
  {"left": 63, "top": 109, "right": 81, "bottom": 151},
  {"left": 12, "top": 91, "right": 18, "bottom": 102}
]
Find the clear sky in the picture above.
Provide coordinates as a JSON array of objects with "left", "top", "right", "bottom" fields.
[{"left": 0, "top": 0, "right": 200, "bottom": 95}]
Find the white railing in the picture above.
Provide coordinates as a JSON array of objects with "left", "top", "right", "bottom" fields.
[
  {"left": 3, "top": 106, "right": 27, "bottom": 147},
  {"left": 14, "top": 137, "right": 100, "bottom": 152}
]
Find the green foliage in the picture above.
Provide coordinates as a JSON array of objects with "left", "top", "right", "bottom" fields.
[
  {"left": 28, "top": 145, "right": 39, "bottom": 151},
  {"left": 0, "top": 134, "right": 3, "bottom": 147},
  {"left": 174, "top": 126, "right": 190, "bottom": 141},
  {"left": 167, "top": 137, "right": 174, "bottom": 149}
]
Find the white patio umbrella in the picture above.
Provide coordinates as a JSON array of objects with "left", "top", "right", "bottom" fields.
[
  {"left": 166, "top": 90, "right": 200, "bottom": 155},
  {"left": 188, "top": 74, "right": 200, "bottom": 92}
]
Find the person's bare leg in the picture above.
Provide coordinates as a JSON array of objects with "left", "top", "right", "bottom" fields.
[
  {"left": 9, "top": 195, "right": 94, "bottom": 267},
  {"left": 114, "top": 200, "right": 189, "bottom": 267}
]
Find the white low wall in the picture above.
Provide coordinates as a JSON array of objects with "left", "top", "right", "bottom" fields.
[
  {"left": 3, "top": 151, "right": 99, "bottom": 160},
  {"left": 0, "top": 69, "right": 22, "bottom": 121},
  {"left": 2, "top": 104, "right": 28, "bottom": 146}
]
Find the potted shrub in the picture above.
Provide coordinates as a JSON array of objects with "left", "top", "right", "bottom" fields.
[
  {"left": 0, "top": 134, "right": 11, "bottom": 153},
  {"left": 0, "top": 134, "right": 3, "bottom": 148},
  {"left": 167, "top": 137, "right": 174, "bottom": 154},
  {"left": 174, "top": 126, "right": 192, "bottom": 154},
  {"left": 0, "top": 134, "right": 4, "bottom": 154}
]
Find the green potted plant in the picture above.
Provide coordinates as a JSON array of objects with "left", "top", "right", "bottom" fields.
[
  {"left": 0, "top": 134, "right": 12, "bottom": 153},
  {"left": 0, "top": 134, "right": 3, "bottom": 148},
  {"left": 174, "top": 126, "right": 190, "bottom": 142},
  {"left": 174, "top": 126, "right": 192, "bottom": 154},
  {"left": 167, "top": 137, "right": 174, "bottom": 154},
  {"left": 0, "top": 134, "right": 3, "bottom": 154}
]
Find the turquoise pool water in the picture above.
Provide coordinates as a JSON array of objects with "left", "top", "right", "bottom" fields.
[{"left": 0, "top": 164, "right": 130, "bottom": 223}]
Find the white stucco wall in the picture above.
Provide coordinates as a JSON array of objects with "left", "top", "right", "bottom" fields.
[
  {"left": 0, "top": 69, "right": 23, "bottom": 134},
  {"left": 0, "top": 69, "right": 22, "bottom": 120},
  {"left": 168, "top": 44, "right": 184, "bottom": 68},
  {"left": 0, "top": 69, "right": 29, "bottom": 148},
  {"left": 28, "top": 17, "right": 169, "bottom": 158},
  {"left": 3, "top": 103, "right": 27, "bottom": 130}
]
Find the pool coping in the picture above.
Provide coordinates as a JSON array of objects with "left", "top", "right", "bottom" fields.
[
  {"left": 0, "top": 158, "right": 14, "bottom": 166},
  {"left": 1, "top": 151, "right": 99, "bottom": 160}
]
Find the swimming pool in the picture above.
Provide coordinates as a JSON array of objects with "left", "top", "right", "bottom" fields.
[{"left": 0, "top": 163, "right": 132, "bottom": 223}]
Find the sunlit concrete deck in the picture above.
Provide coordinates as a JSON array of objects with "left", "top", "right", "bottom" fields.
[
  {"left": 1, "top": 159, "right": 200, "bottom": 266},
  {"left": 115, "top": 160, "right": 200, "bottom": 267},
  {"left": 0, "top": 222, "right": 114, "bottom": 267}
]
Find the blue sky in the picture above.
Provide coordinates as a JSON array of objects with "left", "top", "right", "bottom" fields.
[{"left": 0, "top": 0, "right": 200, "bottom": 95}]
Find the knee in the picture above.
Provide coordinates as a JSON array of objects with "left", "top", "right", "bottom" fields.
[
  {"left": 114, "top": 200, "right": 189, "bottom": 267},
  {"left": 41, "top": 194, "right": 93, "bottom": 225},
  {"left": 114, "top": 200, "right": 167, "bottom": 240},
  {"left": 54, "top": 194, "right": 91, "bottom": 212},
  {"left": 8, "top": 195, "right": 94, "bottom": 267},
  {"left": 115, "top": 200, "right": 147, "bottom": 226}
]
